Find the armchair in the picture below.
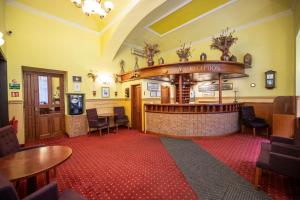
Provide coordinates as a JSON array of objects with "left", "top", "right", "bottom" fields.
[
  {"left": 255, "top": 142, "right": 300, "bottom": 188},
  {"left": 0, "top": 125, "right": 45, "bottom": 158},
  {"left": 86, "top": 108, "right": 109, "bottom": 135},
  {"left": 240, "top": 106, "right": 269, "bottom": 136},
  {"left": 113, "top": 107, "right": 129, "bottom": 131},
  {"left": 0, "top": 173, "right": 85, "bottom": 200}
]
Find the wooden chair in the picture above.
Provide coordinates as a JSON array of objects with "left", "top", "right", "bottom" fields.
[{"left": 86, "top": 108, "right": 109, "bottom": 135}]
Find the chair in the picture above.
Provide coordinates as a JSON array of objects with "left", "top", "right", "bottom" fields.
[
  {"left": 0, "top": 125, "right": 45, "bottom": 158},
  {"left": 86, "top": 108, "right": 109, "bottom": 135},
  {"left": 114, "top": 107, "right": 129, "bottom": 131},
  {"left": 0, "top": 173, "right": 85, "bottom": 200},
  {"left": 240, "top": 106, "right": 269, "bottom": 136},
  {"left": 255, "top": 142, "right": 300, "bottom": 189}
]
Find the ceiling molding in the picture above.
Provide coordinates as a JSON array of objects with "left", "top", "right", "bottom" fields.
[
  {"left": 6, "top": 0, "right": 101, "bottom": 35},
  {"left": 161, "top": 9, "right": 292, "bottom": 54},
  {"left": 144, "top": 0, "right": 239, "bottom": 37}
]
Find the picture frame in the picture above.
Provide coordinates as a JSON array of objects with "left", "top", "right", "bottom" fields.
[
  {"left": 101, "top": 87, "right": 110, "bottom": 98},
  {"left": 147, "top": 82, "right": 159, "bottom": 91},
  {"left": 72, "top": 76, "right": 82, "bottom": 83},
  {"left": 198, "top": 83, "right": 233, "bottom": 92}
]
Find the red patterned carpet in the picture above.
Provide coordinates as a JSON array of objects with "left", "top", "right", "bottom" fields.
[
  {"left": 23, "top": 130, "right": 296, "bottom": 200},
  {"left": 194, "top": 134, "right": 296, "bottom": 200}
]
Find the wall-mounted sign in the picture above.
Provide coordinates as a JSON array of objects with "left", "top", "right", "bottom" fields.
[
  {"left": 11, "top": 92, "right": 19, "bottom": 97},
  {"left": 147, "top": 82, "right": 159, "bottom": 91},
  {"left": 72, "top": 76, "right": 82, "bottom": 82},
  {"left": 199, "top": 83, "right": 233, "bottom": 92},
  {"left": 9, "top": 79, "right": 20, "bottom": 90},
  {"left": 202, "top": 91, "right": 215, "bottom": 97}
]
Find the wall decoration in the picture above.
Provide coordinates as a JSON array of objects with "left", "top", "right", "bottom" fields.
[
  {"left": 147, "top": 82, "right": 159, "bottom": 91},
  {"left": 101, "top": 87, "right": 110, "bottom": 98},
  {"left": 244, "top": 53, "right": 252, "bottom": 66},
  {"left": 11, "top": 92, "right": 19, "bottom": 97},
  {"left": 198, "top": 83, "right": 233, "bottom": 92},
  {"left": 87, "top": 72, "right": 97, "bottom": 96},
  {"left": 176, "top": 42, "right": 192, "bottom": 62},
  {"left": 125, "top": 88, "right": 130, "bottom": 98},
  {"left": 134, "top": 56, "right": 139, "bottom": 70},
  {"left": 9, "top": 79, "right": 20, "bottom": 90},
  {"left": 230, "top": 55, "right": 237, "bottom": 62},
  {"left": 72, "top": 76, "right": 82, "bottom": 82},
  {"left": 265, "top": 70, "right": 276, "bottom": 89},
  {"left": 200, "top": 53, "right": 207, "bottom": 61},
  {"left": 144, "top": 42, "right": 160, "bottom": 66},
  {"left": 210, "top": 27, "right": 238, "bottom": 61},
  {"left": 202, "top": 91, "right": 215, "bottom": 97},
  {"left": 250, "top": 83, "right": 256, "bottom": 87},
  {"left": 73, "top": 83, "right": 81, "bottom": 92},
  {"left": 120, "top": 60, "right": 125, "bottom": 74}
]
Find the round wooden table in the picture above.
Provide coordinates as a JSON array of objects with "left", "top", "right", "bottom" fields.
[{"left": 0, "top": 146, "right": 72, "bottom": 193}]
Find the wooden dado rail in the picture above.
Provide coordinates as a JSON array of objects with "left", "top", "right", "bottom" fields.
[{"left": 144, "top": 103, "right": 243, "bottom": 114}]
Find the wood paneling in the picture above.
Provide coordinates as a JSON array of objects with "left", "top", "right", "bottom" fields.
[
  {"left": 272, "top": 114, "right": 296, "bottom": 138},
  {"left": 161, "top": 86, "right": 170, "bottom": 104},
  {"left": 131, "top": 85, "right": 142, "bottom": 131}
]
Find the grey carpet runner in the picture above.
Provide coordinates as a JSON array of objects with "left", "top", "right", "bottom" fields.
[{"left": 160, "top": 138, "right": 271, "bottom": 200}]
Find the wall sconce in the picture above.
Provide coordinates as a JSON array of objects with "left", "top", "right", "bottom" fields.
[
  {"left": 87, "top": 72, "right": 98, "bottom": 97},
  {"left": 0, "top": 32, "right": 4, "bottom": 47},
  {"left": 250, "top": 83, "right": 256, "bottom": 87}
]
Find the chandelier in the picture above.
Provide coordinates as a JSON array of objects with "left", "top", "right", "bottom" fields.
[{"left": 71, "top": 0, "right": 114, "bottom": 18}]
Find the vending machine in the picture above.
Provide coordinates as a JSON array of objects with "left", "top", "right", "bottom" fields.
[{"left": 67, "top": 93, "right": 85, "bottom": 115}]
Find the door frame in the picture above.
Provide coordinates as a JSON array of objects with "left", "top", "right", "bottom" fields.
[
  {"left": 22, "top": 66, "right": 67, "bottom": 141},
  {"left": 131, "top": 84, "right": 142, "bottom": 131},
  {"left": 0, "top": 48, "right": 8, "bottom": 127}
]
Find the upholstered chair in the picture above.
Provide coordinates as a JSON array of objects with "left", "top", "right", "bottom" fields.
[
  {"left": 240, "top": 106, "right": 269, "bottom": 136},
  {"left": 86, "top": 108, "right": 109, "bottom": 135},
  {"left": 113, "top": 107, "right": 129, "bottom": 131},
  {"left": 0, "top": 125, "right": 44, "bottom": 158},
  {"left": 255, "top": 142, "right": 300, "bottom": 189},
  {"left": 0, "top": 174, "right": 86, "bottom": 200}
]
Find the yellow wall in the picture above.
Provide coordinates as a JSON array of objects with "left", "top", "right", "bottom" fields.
[
  {"left": 161, "top": 13, "right": 295, "bottom": 98},
  {"left": 0, "top": 0, "right": 5, "bottom": 53},
  {"left": 295, "top": 0, "right": 300, "bottom": 96}
]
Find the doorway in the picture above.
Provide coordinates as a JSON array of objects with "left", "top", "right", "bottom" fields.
[
  {"left": 131, "top": 84, "right": 142, "bottom": 131},
  {"left": 23, "top": 67, "right": 65, "bottom": 141},
  {"left": 161, "top": 85, "right": 170, "bottom": 104}
]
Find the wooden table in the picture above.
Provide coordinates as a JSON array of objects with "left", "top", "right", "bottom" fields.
[
  {"left": 98, "top": 113, "right": 117, "bottom": 133},
  {"left": 0, "top": 146, "right": 72, "bottom": 194}
]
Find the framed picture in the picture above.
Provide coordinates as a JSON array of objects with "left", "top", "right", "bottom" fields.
[
  {"left": 198, "top": 83, "right": 233, "bottom": 92},
  {"left": 101, "top": 87, "right": 110, "bottom": 98},
  {"left": 147, "top": 82, "right": 159, "bottom": 91},
  {"left": 150, "top": 91, "right": 157, "bottom": 97},
  {"left": 72, "top": 76, "right": 82, "bottom": 83},
  {"left": 202, "top": 91, "right": 215, "bottom": 97},
  {"left": 156, "top": 91, "right": 161, "bottom": 97}
]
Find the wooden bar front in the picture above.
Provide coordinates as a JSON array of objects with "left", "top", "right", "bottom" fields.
[{"left": 145, "top": 103, "right": 242, "bottom": 137}]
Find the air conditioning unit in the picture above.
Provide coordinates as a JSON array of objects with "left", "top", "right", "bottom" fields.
[{"left": 131, "top": 48, "right": 145, "bottom": 57}]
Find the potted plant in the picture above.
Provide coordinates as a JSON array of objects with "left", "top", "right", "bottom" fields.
[
  {"left": 176, "top": 43, "right": 192, "bottom": 62},
  {"left": 144, "top": 42, "right": 160, "bottom": 66}
]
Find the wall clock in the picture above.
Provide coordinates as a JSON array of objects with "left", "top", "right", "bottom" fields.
[{"left": 265, "top": 70, "right": 276, "bottom": 89}]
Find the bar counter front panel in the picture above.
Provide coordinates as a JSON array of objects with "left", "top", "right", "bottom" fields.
[{"left": 145, "top": 103, "right": 242, "bottom": 137}]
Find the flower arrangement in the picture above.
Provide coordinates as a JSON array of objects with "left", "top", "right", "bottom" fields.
[
  {"left": 144, "top": 42, "right": 160, "bottom": 66},
  {"left": 210, "top": 27, "right": 238, "bottom": 61},
  {"left": 176, "top": 42, "right": 192, "bottom": 62}
]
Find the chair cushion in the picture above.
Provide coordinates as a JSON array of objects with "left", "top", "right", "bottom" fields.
[
  {"left": 0, "top": 174, "right": 19, "bottom": 200},
  {"left": 248, "top": 120, "right": 268, "bottom": 128},
  {"left": 261, "top": 142, "right": 271, "bottom": 151},
  {"left": 0, "top": 126, "right": 20, "bottom": 157},
  {"left": 59, "top": 189, "right": 86, "bottom": 200},
  {"left": 256, "top": 149, "right": 270, "bottom": 169}
]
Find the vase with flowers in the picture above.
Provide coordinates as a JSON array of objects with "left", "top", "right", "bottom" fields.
[
  {"left": 176, "top": 43, "right": 192, "bottom": 62},
  {"left": 144, "top": 42, "right": 160, "bottom": 66}
]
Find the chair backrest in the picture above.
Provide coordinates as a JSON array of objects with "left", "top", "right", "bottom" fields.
[
  {"left": 0, "top": 174, "right": 19, "bottom": 200},
  {"left": 86, "top": 109, "right": 98, "bottom": 126},
  {"left": 0, "top": 126, "right": 19, "bottom": 157},
  {"left": 295, "top": 126, "right": 300, "bottom": 145},
  {"left": 240, "top": 106, "right": 256, "bottom": 122},
  {"left": 114, "top": 107, "right": 125, "bottom": 116}
]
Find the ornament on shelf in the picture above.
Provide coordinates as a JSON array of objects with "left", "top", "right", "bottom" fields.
[
  {"left": 119, "top": 60, "right": 125, "bottom": 74},
  {"left": 210, "top": 27, "right": 238, "bottom": 61},
  {"left": 176, "top": 42, "right": 192, "bottom": 62},
  {"left": 230, "top": 55, "right": 237, "bottom": 62},
  {"left": 144, "top": 42, "right": 160, "bottom": 66},
  {"left": 134, "top": 56, "right": 139, "bottom": 70},
  {"left": 200, "top": 53, "right": 207, "bottom": 61},
  {"left": 158, "top": 57, "right": 165, "bottom": 65}
]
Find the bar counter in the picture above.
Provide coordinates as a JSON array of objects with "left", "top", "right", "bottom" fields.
[{"left": 144, "top": 103, "right": 242, "bottom": 137}]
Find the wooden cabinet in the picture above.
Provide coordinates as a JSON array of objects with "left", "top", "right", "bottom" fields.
[{"left": 65, "top": 115, "right": 88, "bottom": 137}]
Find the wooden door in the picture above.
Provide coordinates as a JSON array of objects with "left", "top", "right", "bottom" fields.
[
  {"left": 0, "top": 51, "right": 8, "bottom": 127},
  {"left": 131, "top": 84, "right": 142, "bottom": 131},
  {"left": 24, "top": 69, "right": 65, "bottom": 141},
  {"left": 161, "top": 86, "right": 170, "bottom": 104}
]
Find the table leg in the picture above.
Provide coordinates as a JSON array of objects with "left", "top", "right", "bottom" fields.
[{"left": 26, "top": 176, "right": 37, "bottom": 195}]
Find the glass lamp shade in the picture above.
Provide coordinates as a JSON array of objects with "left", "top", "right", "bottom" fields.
[
  {"left": 71, "top": 0, "right": 82, "bottom": 7},
  {"left": 97, "top": 7, "right": 107, "bottom": 18},
  {"left": 82, "top": 0, "right": 101, "bottom": 15},
  {"left": 104, "top": 1, "right": 114, "bottom": 11},
  {"left": 0, "top": 38, "right": 5, "bottom": 46}
]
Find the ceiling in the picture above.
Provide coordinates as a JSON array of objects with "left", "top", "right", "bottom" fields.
[
  {"left": 124, "top": 0, "right": 294, "bottom": 51},
  {"left": 12, "top": 0, "right": 133, "bottom": 32}
]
